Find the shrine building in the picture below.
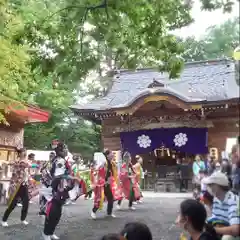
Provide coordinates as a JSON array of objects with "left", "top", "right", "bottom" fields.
[
  {"left": 71, "top": 59, "right": 239, "bottom": 187},
  {"left": 0, "top": 98, "right": 49, "bottom": 181}
]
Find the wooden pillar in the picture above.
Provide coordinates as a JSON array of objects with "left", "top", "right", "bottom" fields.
[
  {"left": 208, "top": 122, "right": 238, "bottom": 152},
  {"left": 101, "top": 134, "right": 122, "bottom": 151}
]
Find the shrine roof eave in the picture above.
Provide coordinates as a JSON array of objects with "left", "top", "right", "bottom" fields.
[
  {"left": 24, "top": 104, "right": 50, "bottom": 123},
  {"left": 2, "top": 102, "right": 50, "bottom": 124},
  {"left": 70, "top": 90, "right": 239, "bottom": 116},
  {"left": 71, "top": 59, "right": 239, "bottom": 114}
]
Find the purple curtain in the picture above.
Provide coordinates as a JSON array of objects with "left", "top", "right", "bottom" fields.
[{"left": 120, "top": 128, "right": 208, "bottom": 155}]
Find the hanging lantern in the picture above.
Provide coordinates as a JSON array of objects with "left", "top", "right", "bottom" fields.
[{"left": 233, "top": 46, "right": 240, "bottom": 86}]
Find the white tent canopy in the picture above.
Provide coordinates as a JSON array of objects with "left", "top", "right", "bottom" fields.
[{"left": 27, "top": 150, "right": 73, "bottom": 162}]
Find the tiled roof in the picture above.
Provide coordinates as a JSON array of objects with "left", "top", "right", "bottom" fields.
[{"left": 71, "top": 59, "right": 239, "bottom": 112}]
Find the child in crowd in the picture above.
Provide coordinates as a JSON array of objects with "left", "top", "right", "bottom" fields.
[
  {"left": 101, "top": 222, "right": 152, "bottom": 240},
  {"left": 120, "top": 222, "right": 152, "bottom": 240},
  {"left": 100, "top": 234, "right": 123, "bottom": 240},
  {"left": 199, "top": 170, "right": 214, "bottom": 210},
  {"left": 199, "top": 170, "right": 208, "bottom": 192},
  {"left": 193, "top": 169, "right": 208, "bottom": 201},
  {"left": 176, "top": 199, "right": 218, "bottom": 240}
]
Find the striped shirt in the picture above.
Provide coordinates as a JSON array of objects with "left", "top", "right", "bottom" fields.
[{"left": 210, "top": 191, "right": 240, "bottom": 225}]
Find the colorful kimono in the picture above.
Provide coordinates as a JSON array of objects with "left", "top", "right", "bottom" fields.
[
  {"left": 133, "top": 162, "right": 144, "bottom": 189},
  {"left": 80, "top": 170, "right": 91, "bottom": 193},
  {"left": 28, "top": 176, "right": 39, "bottom": 199},
  {"left": 68, "top": 169, "right": 87, "bottom": 201},
  {"left": 91, "top": 161, "right": 122, "bottom": 210},
  {"left": 109, "top": 161, "right": 122, "bottom": 201},
  {"left": 91, "top": 167, "right": 105, "bottom": 210},
  {"left": 7, "top": 160, "right": 31, "bottom": 206},
  {"left": 120, "top": 162, "right": 141, "bottom": 201},
  {"left": 72, "top": 164, "right": 90, "bottom": 193}
]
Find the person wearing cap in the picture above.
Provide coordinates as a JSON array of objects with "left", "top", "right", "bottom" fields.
[{"left": 202, "top": 172, "right": 240, "bottom": 239}]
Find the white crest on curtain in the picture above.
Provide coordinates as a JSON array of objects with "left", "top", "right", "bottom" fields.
[
  {"left": 137, "top": 134, "right": 151, "bottom": 148},
  {"left": 174, "top": 133, "right": 188, "bottom": 147}
]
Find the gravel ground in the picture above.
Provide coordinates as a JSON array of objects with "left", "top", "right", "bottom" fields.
[{"left": 0, "top": 192, "right": 191, "bottom": 240}]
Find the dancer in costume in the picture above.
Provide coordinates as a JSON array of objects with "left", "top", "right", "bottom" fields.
[
  {"left": 67, "top": 155, "right": 88, "bottom": 203},
  {"left": 1, "top": 148, "right": 31, "bottom": 227},
  {"left": 38, "top": 152, "right": 55, "bottom": 216},
  {"left": 91, "top": 149, "right": 121, "bottom": 219},
  {"left": 133, "top": 155, "right": 144, "bottom": 203},
  {"left": 117, "top": 152, "right": 141, "bottom": 210},
  {"left": 84, "top": 161, "right": 94, "bottom": 200},
  {"left": 16, "top": 153, "right": 37, "bottom": 207},
  {"left": 42, "top": 142, "right": 74, "bottom": 240},
  {"left": 27, "top": 153, "right": 39, "bottom": 202}
]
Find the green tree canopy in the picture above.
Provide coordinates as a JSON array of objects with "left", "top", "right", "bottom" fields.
[
  {"left": 2, "top": 0, "right": 238, "bottom": 157},
  {"left": 9, "top": 0, "right": 195, "bottom": 157},
  {"left": 0, "top": 0, "right": 33, "bottom": 122},
  {"left": 180, "top": 17, "right": 239, "bottom": 62},
  {"left": 200, "top": 0, "right": 238, "bottom": 13}
]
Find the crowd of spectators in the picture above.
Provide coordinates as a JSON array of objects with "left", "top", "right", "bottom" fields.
[{"left": 100, "top": 140, "right": 240, "bottom": 240}]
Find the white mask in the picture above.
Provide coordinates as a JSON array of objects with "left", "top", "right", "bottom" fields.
[{"left": 207, "top": 186, "right": 214, "bottom": 196}]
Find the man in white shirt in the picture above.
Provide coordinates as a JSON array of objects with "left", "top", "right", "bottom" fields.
[{"left": 202, "top": 172, "right": 240, "bottom": 240}]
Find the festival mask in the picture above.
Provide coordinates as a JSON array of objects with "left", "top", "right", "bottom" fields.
[{"left": 54, "top": 157, "right": 66, "bottom": 177}]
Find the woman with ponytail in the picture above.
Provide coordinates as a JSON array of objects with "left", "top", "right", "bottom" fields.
[{"left": 176, "top": 199, "right": 219, "bottom": 240}]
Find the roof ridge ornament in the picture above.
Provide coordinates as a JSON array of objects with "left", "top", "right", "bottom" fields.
[{"left": 147, "top": 78, "right": 164, "bottom": 89}]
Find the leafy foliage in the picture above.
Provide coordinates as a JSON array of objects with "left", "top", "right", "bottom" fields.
[
  {"left": 24, "top": 117, "right": 101, "bottom": 160},
  {"left": 200, "top": 0, "right": 238, "bottom": 13},
  {"left": 11, "top": 0, "right": 195, "bottom": 158},
  {"left": 0, "top": 0, "right": 33, "bottom": 122},
  {"left": 180, "top": 17, "right": 239, "bottom": 62},
  {"left": 12, "top": 0, "right": 196, "bottom": 81},
  {"left": 2, "top": 0, "right": 238, "bottom": 157}
]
